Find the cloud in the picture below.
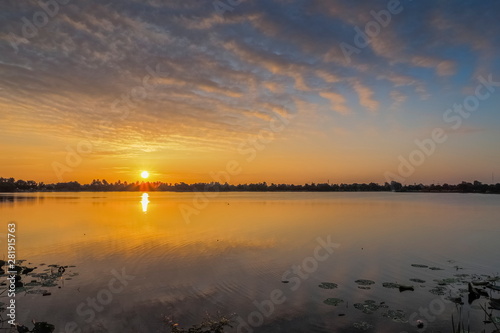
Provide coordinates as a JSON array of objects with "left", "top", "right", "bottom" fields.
[
  {"left": 315, "top": 70, "right": 340, "bottom": 84},
  {"left": 318, "top": 91, "right": 350, "bottom": 115},
  {"left": 389, "top": 90, "right": 407, "bottom": 110},
  {"left": 351, "top": 81, "right": 379, "bottom": 112},
  {"left": 411, "top": 57, "right": 456, "bottom": 76},
  {"left": 0, "top": 0, "right": 498, "bottom": 161},
  {"left": 262, "top": 81, "right": 284, "bottom": 93}
]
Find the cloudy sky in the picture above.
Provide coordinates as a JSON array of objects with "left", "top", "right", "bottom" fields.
[{"left": 1, "top": 0, "right": 499, "bottom": 184}]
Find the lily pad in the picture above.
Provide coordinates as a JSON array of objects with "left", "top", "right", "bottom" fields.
[
  {"left": 24, "top": 281, "right": 42, "bottom": 287},
  {"left": 454, "top": 274, "right": 469, "bottom": 278},
  {"left": 31, "top": 273, "right": 49, "bottom": 279},
  {"left": 428, "top": 267, "right": 443, "bottom": 271},
  {"left": 429, "top": 286, "right": 447, "bottom": 295},
  {"left": 471, "top": 280, "right": 489, "bottom": 286},
  {"left": 318, "top": 282, "right": 338, "bottom": 289},
  {"left": 382, "top": 309, "right": 408, "bottom": 323},
  {"left": 411, "top": 264, "right": 428, "bottom": 268},
  {"left": 353, "top": 300, "right": 387, "bottom": 314},
  {"left": 353, "top": 321, "right": 374, "bottom": 330},
  {"left": 382, "top": 282, "right": 400, "bottom": 289},
  {"left": 355, "top": 279, "right": 375, "bottom": 286},
  {"left": 434, "top": 278, "right": 459, "bottom": 285},
  {"left": 446, "top": 296, "right": 463, "bottom": 304},
  {"left": 26, "top": 289, "right": 49, "bottom": 295},
  {"left": 323, "top": 298, "right": 344, "bottom": 306},
  {"left": 410, "top": 278, "right": 426, "bottom": 283},
  {"left": 41, "top": 280, "right": 58, "bottom": 287}
]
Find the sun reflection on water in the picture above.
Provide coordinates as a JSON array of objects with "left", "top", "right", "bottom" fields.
[{"left": 141, "top": 193, "right": 149, "bottom": 213}]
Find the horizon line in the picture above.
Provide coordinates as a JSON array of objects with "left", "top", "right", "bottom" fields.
[{"left": 1, "top": 176, "right": 499, "bottom": 188}]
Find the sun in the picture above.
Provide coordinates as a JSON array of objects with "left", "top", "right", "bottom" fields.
[{"left": 141, "top": 171, "right": 149, "bottom": 179}]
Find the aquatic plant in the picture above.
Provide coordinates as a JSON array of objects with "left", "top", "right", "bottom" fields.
[
  {"left": 354, "top": 279, "right": 375, "bottom": 285},
  {"left": 381, "top": 309, "right": 408, "bottom": 323},
  {"left": 318, "top": 282, "right": 338, "bottom": 289},
  {"left": 323, "top": 298, "right": 344, "bottom": 306},
  {"left": 165, "top": 314, "right": 233, "bottom": 333},
  {"left": 15, "top": 321, "right": 55, "bottom": 333},
  {"left": 353, "top": 321, "right": 373, "bottom": 330},
  {"left": 353, "top": 300, "right": 387, "bottom": 314}
]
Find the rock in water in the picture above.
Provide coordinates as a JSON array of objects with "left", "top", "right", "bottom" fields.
[
  {"left": 398, "top": 285, "right": 414, "bottom": 292},
  {"left": 32, "top": 322, "right": 55, "bottom": 333}
]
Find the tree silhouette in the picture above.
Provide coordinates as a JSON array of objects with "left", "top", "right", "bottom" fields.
[{"left": 0, "top": 177, "right": 498, "bottom": 194}]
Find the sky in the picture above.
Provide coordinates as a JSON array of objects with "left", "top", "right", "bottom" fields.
[{"left": 1, "top": 0, "right": 499, "bottom": 185}]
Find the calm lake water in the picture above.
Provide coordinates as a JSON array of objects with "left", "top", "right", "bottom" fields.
[{"left": 1, "top": 192, "right": 499, "bottom": 332}]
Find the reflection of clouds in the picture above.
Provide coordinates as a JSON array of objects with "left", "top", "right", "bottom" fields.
[{"left": 141, "top": 193, "right": 149, "bottom": 213}]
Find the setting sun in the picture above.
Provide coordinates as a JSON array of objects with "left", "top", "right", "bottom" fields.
[{"left": 141, "top": 171, "right": 149, "bottom": 179}]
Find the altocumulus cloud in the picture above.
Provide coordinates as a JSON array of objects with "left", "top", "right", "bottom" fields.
[{"left": 0, "top": 0, "right": 500, "bottom": 157}]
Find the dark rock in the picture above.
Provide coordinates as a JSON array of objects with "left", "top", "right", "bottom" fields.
[
  {"left": 22, "top": 267, "right": 36, "bottom": 275},
  {"left": 32, "top": 322, "right": 55, "bottom": 333},
  {"left": 398, "top": 285, "right": 414, "bottom": 292},
  {"left": 16, "top": 325, "right": 30, "bottom": 333}
]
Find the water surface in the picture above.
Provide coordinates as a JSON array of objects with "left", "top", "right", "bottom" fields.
[{"left": 1, "top": 192, "right": 499, "bottom": 332}]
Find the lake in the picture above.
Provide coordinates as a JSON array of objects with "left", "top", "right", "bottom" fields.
[{"left": 1, "top": 192, "right": 499, "bottom": 332}]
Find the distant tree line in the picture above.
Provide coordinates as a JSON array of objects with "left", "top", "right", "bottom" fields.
[{"left": 1, "top": 177, "right": 499, "bottom": 194}]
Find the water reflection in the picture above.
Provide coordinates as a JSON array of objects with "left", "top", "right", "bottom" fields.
[
  {"left": 141, "top": 193, "right": 149, "bottom": 212},
  {"left": 0, "top": 195, "right": 37, "bottom": 204},
  {"left": 3, "top": 192, "right": 500, "bottom": 333}
]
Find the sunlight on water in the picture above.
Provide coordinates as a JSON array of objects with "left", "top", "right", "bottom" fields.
[
  {"left": 141, "top": 192, "right": 149, "bottom": 213},
  {"left": 1, "top": 192, "right": 499, "bottom": 332}
]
